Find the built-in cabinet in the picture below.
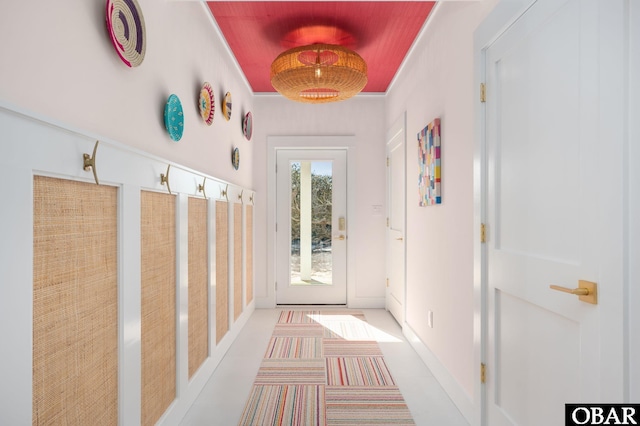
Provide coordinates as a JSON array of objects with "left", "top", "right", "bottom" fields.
[{"left": 0, "top": 107, "right": 255, "bottom": 425}]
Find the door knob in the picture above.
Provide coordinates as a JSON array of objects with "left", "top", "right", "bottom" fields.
[{"left": 549, "top": 280, "right": 597, "bottom": 304}]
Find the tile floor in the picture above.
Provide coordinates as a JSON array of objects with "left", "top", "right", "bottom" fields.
[{"left": 179, "top": 308, "right": 468, "bottom": 426}]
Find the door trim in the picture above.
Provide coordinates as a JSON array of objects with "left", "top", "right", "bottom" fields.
[
  {"left": 473, "top": 1, "right": 537, "bottom": 425},
  {"left": 266, "top": 136, "right": 357, "bottom": 308}
]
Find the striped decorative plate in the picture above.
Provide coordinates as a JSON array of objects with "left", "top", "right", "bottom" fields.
[
  {"left": 105, "top": 0, "right": 146, "bottom": 67},
  {"left": 199, "top": 82, "right": 215, "bottom": 126},
  {"left": 232, "top": 147, "right": 240, "bottom": 170},
  {"left": 222, "top": 92, "right": 232, "bottom": 121},
  {"left": 243, "top": 111, "right": 253, "bottom": 140}
]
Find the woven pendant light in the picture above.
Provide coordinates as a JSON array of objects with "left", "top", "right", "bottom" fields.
[{"left": 270, "top": 43, "right": 367, "bottom": 103}]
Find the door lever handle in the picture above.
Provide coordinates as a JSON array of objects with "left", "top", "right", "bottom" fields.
[
  {"left": 395, "top": 237, "right": 403, "bottom": 241},
  {"left": 333, "top": 235, "right": 345, "bottom": 241},
  {"left": 549, "top": 280, "right": 597, "bottom": 304},
  {"left": 549, "top": 285, "right": 589, "bottom": 296}
]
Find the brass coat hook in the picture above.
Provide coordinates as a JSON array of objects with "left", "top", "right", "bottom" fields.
[
  {"left": 221, "top": 184, "right": 228, "bottom": 201},
  {"left": 160, "top": 164, "right": 172, "bottom": 194},
  {"left": 238, "top": 189, "right": 244, "bottom": 203},
  {"left": 83, "top": 141, "right": 100, "bottom": 185},
  {"left": 198, "top": 177, "right": 207, "bottom": 199}
]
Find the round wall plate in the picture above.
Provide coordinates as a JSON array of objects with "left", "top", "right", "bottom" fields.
[
  {"left": 232, "top": 147, "right": 240, "bottom": 170},
  {"left": 243, "top": 111, "right": 253, "bottom": 140},
  {"left": 164, "top": 94, "right": 184, "bottom": 141},
  {"left": 106, "top": 0, "right": 146, "bottom": 67},
  {"left": 222, "top": 92, "right": 232, "bottom": 121},
  {"left": 199, "top": 82, "right": 215, "bottom": 125}
]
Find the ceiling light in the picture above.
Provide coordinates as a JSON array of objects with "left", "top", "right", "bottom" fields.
[{"left": 270, "top": 43, "right": 367, "bottom": 103}]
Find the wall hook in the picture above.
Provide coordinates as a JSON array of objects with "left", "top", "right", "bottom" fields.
[
  {"left": 238, "top": 189, "right": 244, "bottom": 203},
  {"left": 221, "top": 184, "right": 228, "bottom": 201},
  {"left": 83, "top": 140, "right": 100, "bottom": 185},
  {"left": 198, "top": 177, "right": 207, "bottom": 199},
  {"left": 249, "top": 193, "right": 254, "bottom": 205},
  {"left": 160, "top": 164, "right": 172, "bottom": 194}
]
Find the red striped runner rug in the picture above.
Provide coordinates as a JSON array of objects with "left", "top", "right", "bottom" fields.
[{"left": 238, "top": 310, "right": 415, "bottom": 425}]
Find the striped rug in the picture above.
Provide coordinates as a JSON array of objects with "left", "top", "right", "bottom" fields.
[{"left": 238, "top": 310, "right": 415, "bottom": 425}]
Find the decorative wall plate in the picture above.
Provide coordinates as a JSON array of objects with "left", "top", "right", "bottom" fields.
[
  {"left": 232, "top": 147, "right": 240, "bottom": 170},
  {"left": 164, "top": 94, "right": 184, "bottom": 142},
  {"left": 243, "top": 111, "right": 253, "bottom": 140},
  {"left": 222, "top": 92, "right": 232, "bottom": 121},
  {"left": 106, "top": 0, "right": 146, "bottom": 67},
  {"left": 199, "top": 82, "right": 215, "bottom": 126}
]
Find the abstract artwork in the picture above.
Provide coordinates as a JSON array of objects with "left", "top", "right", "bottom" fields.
[{"left": 418, "top": 118, "right": 441, "bottom": 206}]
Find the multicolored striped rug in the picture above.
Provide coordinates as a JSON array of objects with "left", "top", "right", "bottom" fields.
[{"left": 238, "top": 310, "right": 415, "bottom": 425}]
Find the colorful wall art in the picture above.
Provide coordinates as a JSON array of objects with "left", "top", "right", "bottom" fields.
[{"left": 417, "top": 118, "right": 441, "bottom": 206}]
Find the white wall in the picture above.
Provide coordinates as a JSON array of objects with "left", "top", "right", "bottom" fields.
[
  {"left": 385, "top": 0, "right": 498, "bottom": 411},
  {"left": 0, "top": 0, "right": 252, "bottom": 188},
  {"left": 252, "top": 95, "right": 387, "bottom": 308}
]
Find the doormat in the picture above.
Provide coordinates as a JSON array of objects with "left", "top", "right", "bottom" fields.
[{"left": 238, "top": 310, "right": 415, "bottom": 425}]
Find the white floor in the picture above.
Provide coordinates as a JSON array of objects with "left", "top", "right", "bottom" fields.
[{"left": 179, "top": 308, "right": 468, "bottom": 426}]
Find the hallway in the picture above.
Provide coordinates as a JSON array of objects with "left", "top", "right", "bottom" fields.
[{"left": 180, "top": 309, "right": 468, "bottom": 425}]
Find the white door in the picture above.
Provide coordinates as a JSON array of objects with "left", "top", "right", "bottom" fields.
[
  {"left": 484, "top": 0, "right": 624, "bottom": 424},
  {"left": 276, "top": 149, "right": 347, "bottom": 304},
  {"left": 386, "top": 116, "right": 406, "bottom": 324}
]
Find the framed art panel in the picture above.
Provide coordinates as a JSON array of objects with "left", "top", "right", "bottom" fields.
[{"left": 418, "top": 118, "right": 441, "bottom": 206}]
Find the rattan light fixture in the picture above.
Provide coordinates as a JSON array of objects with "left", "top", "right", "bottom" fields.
[{"left": 270, "top": 43, "right": 368, "bottom": 103}]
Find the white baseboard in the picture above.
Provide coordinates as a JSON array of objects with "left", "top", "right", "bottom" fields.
[
  {"left": 403, "top": 321, "right": 475, "bottom": 424},
  {"left": 158, "top": 301, "right": 256, "bottom": 426},
  {"left": 253, "top": 296, "right": 385, "bottom": 309},
  {"left": 348, "top": 297, "right": 385, "bottom": 309},
  {"left": 255, "top": 296, "right": 275, "bottom": 309}
]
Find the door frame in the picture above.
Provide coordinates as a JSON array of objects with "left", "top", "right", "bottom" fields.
[
  {"left": 473, "top": 1, "right": 542, "bottom": 425},
  {"left": 266, "top": 136, "right": 357, "bottom": 308}
]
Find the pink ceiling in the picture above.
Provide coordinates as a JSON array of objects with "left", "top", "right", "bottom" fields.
[{"left": 207, "top": 2, "right": 436, "bottom": 93}]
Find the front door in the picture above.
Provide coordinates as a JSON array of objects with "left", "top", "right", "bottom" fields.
[
  {"left": 484, "top": 0, "right": 624, "bottom": 424},
  {"left": 276, "top": 149, "right": 347, "bottom": 305}
]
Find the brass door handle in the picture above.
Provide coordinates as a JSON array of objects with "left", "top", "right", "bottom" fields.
[
  {"left": 396, "top": 237, "right": 403, "bottom": 241},
  {"left": 549, "top": 285, "right": 589, "bottom": 296},
  {"left": 549, "top": 280, "right": 597, "bottom": 304},
  {"left": 333, "top": 235, "right": 345, "bottom": 240}
]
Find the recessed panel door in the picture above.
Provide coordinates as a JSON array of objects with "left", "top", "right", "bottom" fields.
[
  {"left": 386, "top": 116, "right": 406, "bottom": 325},
  {"left": 484, "top": 0, "right": 623, "bottom": 424}
]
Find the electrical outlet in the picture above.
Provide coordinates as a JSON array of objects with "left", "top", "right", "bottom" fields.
[{"left": 428, "top": 310, "right": 434, "bottom": 328}]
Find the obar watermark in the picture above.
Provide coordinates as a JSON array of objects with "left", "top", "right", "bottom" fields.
[{"left": 566, "top": 405, "right": 640, "bottom": 425}]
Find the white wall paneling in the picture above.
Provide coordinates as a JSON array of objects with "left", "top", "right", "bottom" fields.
[
  {"left": 0, "top": 106, "right": 255, "bottom": 425},
  {"left": 385, "top": 1, "right": 499, "bottom": 423}
]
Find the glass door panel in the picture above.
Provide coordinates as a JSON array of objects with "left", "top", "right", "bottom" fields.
[
  {"left": 276, "top": 149, "right": 347, "bottom": 305},
  {"left": 290, "top": 161, "right": 333, "bottom": 286}
]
